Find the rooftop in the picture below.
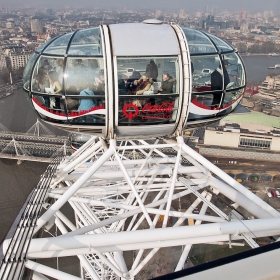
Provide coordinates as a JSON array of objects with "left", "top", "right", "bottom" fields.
[{"left": 222, "top": 111, "right": 280, "bottom": 129}]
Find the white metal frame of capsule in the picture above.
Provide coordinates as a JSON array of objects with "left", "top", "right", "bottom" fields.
[
  {"left": 23, "top": 20, "right": 246, "bottom": 140},
  {"left": 3, "top": 136, "right": 280, "bottom": 280}
]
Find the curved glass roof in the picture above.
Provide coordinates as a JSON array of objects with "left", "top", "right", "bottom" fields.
[
  {"left": 206, "top": 33, "right": 234, "bottom": 53},
  {"left": 37, "top": 27, "right": 102, "bottom": 56},
  {"left": 43, "top": 32, "right": 74, "bottom": 55},
  {"left": 182, "top": 28, "right": 234, "bottom": 55},
  {"left": 68, "top": 28, "right": 102, "bottom": 56}
]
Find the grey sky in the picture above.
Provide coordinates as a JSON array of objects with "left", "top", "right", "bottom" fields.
[{"left": 1, "top": 0, "right": 280, "bottom": 14}]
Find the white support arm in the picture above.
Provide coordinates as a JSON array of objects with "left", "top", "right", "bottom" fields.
[
  {"left": 34, "top": 145, "right": 115, "bottom": 234},
  {"left": 25, "top": 260, "right": 82, "bottom": 280}
]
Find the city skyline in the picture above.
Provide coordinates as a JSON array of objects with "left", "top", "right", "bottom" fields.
[{"left": 0, "top": 0, "right": 280, "bottom": 14}]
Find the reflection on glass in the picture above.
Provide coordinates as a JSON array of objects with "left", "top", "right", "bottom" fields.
[
  {"left": 223, "top": 52, "right": 246, "bottom": 88},
  {"left": 191, "top": 55, "right": 220, "bottom": 90},
  {"left": 223, "top": 88, "right": 244, "bottom": 108},
  {"left": 65, "top": 58, "right": 103, "bottom": 93},
  {"left": 182, "top": 28, "right": 216, "bottom": 54},
  {"left": 31, "top": 56, "right": 64, "bottom": 109},
  {"left": 207, "top": 34, "right": 234, "bottom": 53},
  {"left": 31, "top": 57, "right": 50, "bottom": 94},
  {"left": 67, "top": 96, "right": 105, "bottom": 125},
  {"left": 43, "top": 32, "right": 74, "bottom": 55},
  {"left": 191, "top": 53, "right": 245, "bottom": 109},
  {"left": 191, "top": 93, "right": 216, "bottom": 110},
  {"left": 35, "top": 37, "right": 55, "bottom": 53},
  {"left": 68, "top": 28, "right": 102, "bottom": 56},
  {"left": 23, "top": 53, "right": 38, "bottom": 90}
]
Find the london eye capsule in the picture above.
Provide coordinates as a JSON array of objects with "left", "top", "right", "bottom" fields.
[{"left": 23, "top": 20, "right": 246, "bottom": 139}]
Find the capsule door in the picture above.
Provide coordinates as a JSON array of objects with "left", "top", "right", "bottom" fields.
[{"left": 109, "top": 22, "right": 183, "bottom": 139}]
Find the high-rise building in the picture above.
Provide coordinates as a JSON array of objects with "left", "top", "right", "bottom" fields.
[
  {"left": 0, "top": 55, "right": 7, "bottom": 70},
  {"left": 179, "top": 9, "right": 185, "bottom": 19},
  {"left": 46, "top": 8, "right": 54, "bottom": 15},
  {"left": 4, "top": 49, "right": 32, "bottom": 70},
  {"left": 6, "top": 21, "right": 14, "bottom": 29},
  {"left": 155, "top": 10, "right": 161, "bottom": 18},
  {"left": 31, "top": 19, "right": 43, "bottom": 34}
]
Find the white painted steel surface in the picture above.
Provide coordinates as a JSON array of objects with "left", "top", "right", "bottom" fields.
[
  {"left": 2, "top": 136, "right": 280, "bottom": 280},
  {"left": 109, "top": 23, "right": 180, "bottom": 56}
]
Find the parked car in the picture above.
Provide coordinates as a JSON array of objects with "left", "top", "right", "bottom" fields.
[
  {"left": 267, "top": 192, "right": 272, "bottom": 198},
  {"left": 192, "top": 208, "right": 199, "bottom": 214},
  {"left": 271, "top": 190, "right": 277, "bottom": 198},
  {"left": 275, "top": 190, "right": 280, "bottom": 198}
]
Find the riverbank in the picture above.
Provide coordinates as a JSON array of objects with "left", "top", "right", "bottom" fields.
[
  {"left": 240, "top": 53, "right": 280, "bottom": 57},
  {"left": 0, "top": 91, "right": 14, "bottom": 99}
]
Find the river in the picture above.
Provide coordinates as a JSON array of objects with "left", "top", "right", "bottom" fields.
[
  {"left": 241, "top": 54, "right": 280, "bottom": 84},
  {"left": 0, "top": 88, "right": 66, "bottom": 242}
]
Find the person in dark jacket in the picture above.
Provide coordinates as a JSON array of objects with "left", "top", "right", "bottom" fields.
[
  {"left": 145, "top": 60, "right": 158, "bottom": 82},
  {"left": 211, "top": 60, "right": 230, "bottom": 106},
  {"left": 158, "top": 73, "right": 176, "bottom": 94}
]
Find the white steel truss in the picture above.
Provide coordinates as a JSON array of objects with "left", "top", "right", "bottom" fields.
[{"left": 2, "top": 136, "right": 280, "bottom": 280}]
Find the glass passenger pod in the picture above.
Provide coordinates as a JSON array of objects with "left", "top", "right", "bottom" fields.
[
  {"left": 109, "top": 22, "right": 182, "bottom": 138},
  {"left": 182, "top": 28, "right": 246, "bottom": 123},
  {"left": 23, "top": 27, "right": 107, "bottom": 132}
]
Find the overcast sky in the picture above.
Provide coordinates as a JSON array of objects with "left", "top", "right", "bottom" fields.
[{"left": 1, "top": 0, "right": 280, "bottom": 14}]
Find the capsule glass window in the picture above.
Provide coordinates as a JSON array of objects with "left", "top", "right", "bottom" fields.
[
  {"left": 64, "top": 57, "right": 106, "bottom": 125},
  {"left": 31, "top": 56, "right": 63, "bottom": 94},
  {"left": 207, "top": 33, "right": 234, "bottom": 53},
  {"left": 117, "top": 56, "right": 179, "bottom": 126},
  {"left": 182, "top": 28, "right": 216, "bottom": 54},
  {"left": 191, "top": 54, "right": 223, "bottom": 110},
  {"left": 67, "top": 28, "right": 103, "bottom": 56},
  {"left": 43, "top": 32, "right": 74, "bottom": 55},
  {"left": 23, "top": 53, "right": 38, "bottom": 91}
]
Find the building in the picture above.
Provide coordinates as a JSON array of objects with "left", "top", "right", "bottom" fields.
[
  {"left": 179, "top": 9, "right": 185, "bottom": 19},
  {"left": 0, "top": 55, "right": 7, "bottom": 70},
  {"left": 258, "top": 75, "right": 280, "bottom": 98},
  {"left": 6, "top": 21, "right": 15, "bottom": 29},
  {"left": 46, "top": 8, "right": 54, "bottom": 15},
  {"left": 31, "top": 19, "right": 43, "bottom": 34},
  {"left": 4, "top": 48, "right": 32, "bottom": 70},
  {"left": 203, "top": 111, "right": 280, "bottom": 152},
  {"left": 155, "top": 10, "right": 161, "bottom": 18},
  {"left": 7, "top": 53, "right": 31, "bottom": 70}
]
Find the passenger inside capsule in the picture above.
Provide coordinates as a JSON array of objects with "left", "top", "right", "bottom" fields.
[
  {"left": 145, "top": 60, "right": 158, "bottom": 82},
  {"left": 78, "top": 83, "right": 96, "bottom": 112},
  {"left": 126, "top": 71, "right": 141, "bottom": 95},
  {"left": 48, "top": 71, "right": 62, "bottom": 109},
  {"left": 157, "top": 73, "right": 175, "bottom": 94},
  {"left": 211, "top": 59, "right": 229, "bottom": 106},
  {"left": 94, "top": 69, "right": 105, "bottom": 95},
  {"left": 134, "top": 74, "right": 153, "bottom": 95}
]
